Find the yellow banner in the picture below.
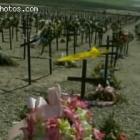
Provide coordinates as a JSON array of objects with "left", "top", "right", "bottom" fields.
[{"left": 57, "top": 47, "right": 103, "bottom": 62}]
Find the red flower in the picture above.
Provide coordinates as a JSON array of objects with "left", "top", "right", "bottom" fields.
[
  {"left": 45, "top": 118, "right": 60, "bottom": 140},
  {"left": 67, "top": 96, "right": 89, "bottom": 110},
  {"left": 64, "top": 107, "right": 78, "bottom": 123},
  {"left": 46, "top": 118, "right": 59, "bottom": 129},
  {"left": 74, "top": 121, "right": 84, "bottom": 140}
]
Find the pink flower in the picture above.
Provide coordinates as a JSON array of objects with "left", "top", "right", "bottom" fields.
[
  {"left": 67, "top": 96, "right": 89, "bottom": 110},
  {"left": 67, "top": 96, "right": 78, "bottom": 110},
  {"left": 76, "top": 100, "right": 89, "bottom": 109},
  {"left": 93, "top": 128, "right": 105, "bottom": 140},
  {"left": 73, "top": 121, "right": 84, "bottom": 140},
  {"left": 63, "top": 107, "right": 78, "bottom": 123}
]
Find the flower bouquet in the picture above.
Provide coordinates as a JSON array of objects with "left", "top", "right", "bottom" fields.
[
  {"left": 87, "top": 84, "right": 120, "bottom": 104},
  {"left": 23, "top": 94, "right": 99, "bottom": 140},
  {"left": 8, "top": 85, "right": 127, "bottom": 140},
  {"left": 91, "top": 63, "right": 121, "bottom": 89}
]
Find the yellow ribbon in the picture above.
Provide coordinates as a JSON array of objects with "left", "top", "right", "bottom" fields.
[{"left": 57, "top": 47, "right": 102, "bottom": 62}]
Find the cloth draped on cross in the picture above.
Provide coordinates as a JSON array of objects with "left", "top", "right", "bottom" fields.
[{"left": 56, "top": 47, "right": 105, "bottom": 62}]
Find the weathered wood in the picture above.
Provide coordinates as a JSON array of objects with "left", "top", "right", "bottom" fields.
[
  {"left": 88, "top": 28, "right": 91, "bottom": 48},
  {"left": 26, "top": 15, "right": 32, "bottom": 85},
  {"left": 68, "top": 59, "right": 87, "bottom": 98},
  {"left": 81, "top": 59, "right": 87, "bottom": 98},
  {"left": 73, "top": 29, "right": 76, "bottom": 54},
  {"left": 104, "top": 36, "right": 109, "bottom": 85},
  {"left": 66, "top": 28, "right": 69, "bottom": 56},
  {"left": 49, "top": 41, "right": 53, "bottom": 75},
  {"left": 9, "top": 27, "right": 12, "bottom": 50},
  {"left": 20, "top": 15, "right": 27, "bottom": 59}
]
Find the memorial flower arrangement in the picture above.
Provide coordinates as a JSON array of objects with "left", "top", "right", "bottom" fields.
[
  {"left": 91, "top": 63, "right": 121, "bottom": 89},
  {"left": 9, "top": 85, "right": 127, "bottom": 140},
  {"left": 87, "top": 84, "right": 120, "bottom": 103},
  {"left": 23, "top": 95, "right": 105, "bottom": 140},
  {"left": 100, "top": 113, "right": 128, "bottom": 140}
]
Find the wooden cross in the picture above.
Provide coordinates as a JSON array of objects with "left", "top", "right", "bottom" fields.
[
  {"left": 100, "top": 36, "right": 119, "bottom": 68},
  {"left": 88, "top": 27, "right": 91, "bottom": 49},
  {"left": 20, "top": 15, "right": 27, "bottom": 59},
  {"left": 20, "top": 14, "right": 32, "bottom": 59},
  {"left": 20, "top": 15, "right": 32, "bottom": 85},
  {"left": 63, "top": 30, "right": 79, "bottom": 55},
  {"left": 9, "top": 26, "right": 12, "bottom": 50},
  {"left": 63, "top": 22, "right": 79, "bottom": 55},
  {"left": 48, "top": 41, "right": 53, "bottom": 75},
  {"left": 21, "top": 38, "right": 53, "bottom": 83},
  {"left": 26, "top": 15, "right": 32, "bottom": 85},
  {"left": 68, "top": 59, "right": 94, "bottom": 99},
  {"left": 67, "top": 36, "right": 117, "bottom": 98}
]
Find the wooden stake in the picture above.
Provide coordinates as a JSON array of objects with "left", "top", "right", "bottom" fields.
[
  {"left": 9, "top": 27, "right": 12, "bottom": 50},
  {"left": 81, "top": 59, "right": 87, "bottom": 99},
  {"left": 73, "top": 29, "right": 76, "bottom": 54},
  {"left": 66, "top": 28, "right": 69, "bottom": 56},
  {"left": 26, "top": 15, "right": 32, "bottom": 85},
  {"left": 49, "top": 41, "right": 52, "bottom": 75},
  {"left": 104, "top": 36, "right": 109, "bottom": 85}
]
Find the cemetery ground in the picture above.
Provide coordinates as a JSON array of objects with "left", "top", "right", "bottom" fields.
[{"left": 0, "top": 23, "right": 140, "bottom": 140}]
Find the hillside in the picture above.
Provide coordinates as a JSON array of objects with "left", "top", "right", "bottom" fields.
[{"left": 0, "top": 0, "right": 139, "bottom": 11}]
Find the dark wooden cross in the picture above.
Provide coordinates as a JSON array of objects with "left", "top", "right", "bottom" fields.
[
  {"left": 27, "top": 15, "right": 32, "bottom": 85},
  {"left": 20, "top": 15, "right": 29, "bottom": 59},
  {"left": 68, "top": 59, "right": 95, "bottom": 99},
  {"left": 67, "top": 36, "right": 117, "bottom": 98},
  {"left": 9, "top": 26, "right": 12, "bottom": 50},
  {"left": 73, "top": 28, "right": 77, "bottom": 54},
  {"left": 20, "top": 14, "right": 32, "bottom": 58},
  {"left": 48, "top": 41, "right": 53, "bottom": 75},
  {"left": 20, "top": 14, "right": 32, "bottom": 85},
  {"left": 88, "top": 27, "right": 91, "bottom": 49},
  {"left": 64, "top": 21, "right": 79, "bottom": 55},
  {"left": 64, "top": 29, "right": 79, "bottom": 55}
]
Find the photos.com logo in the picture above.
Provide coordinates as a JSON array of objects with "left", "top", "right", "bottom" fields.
[{"left": 0, "top": 5, "right": 39, "bottom": 13}]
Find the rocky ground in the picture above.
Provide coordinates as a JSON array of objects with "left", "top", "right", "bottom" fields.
[{"left": 0, "top": 22, "right": 140, "bottom": 140}]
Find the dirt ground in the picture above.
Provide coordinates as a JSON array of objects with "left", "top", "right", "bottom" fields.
[{"left": 0, "top": 22, "right": 140, "bottom": 140}]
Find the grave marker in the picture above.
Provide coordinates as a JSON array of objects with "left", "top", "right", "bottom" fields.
[{"left": 67, "top": 36, "right": 117, "bottom": 98}]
